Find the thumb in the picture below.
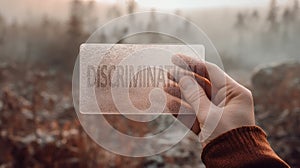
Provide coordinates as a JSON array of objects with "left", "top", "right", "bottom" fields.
[{"left": 179, "top": 76, "right": 210, "bottom": 114}]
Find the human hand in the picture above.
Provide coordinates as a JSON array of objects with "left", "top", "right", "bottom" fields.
[{"left": 164, "top": 54, "right": 255, "bottom": 147}]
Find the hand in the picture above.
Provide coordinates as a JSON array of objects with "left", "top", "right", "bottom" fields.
[{"left": 164, "top": 54, "right": 255, "bottom": 147}]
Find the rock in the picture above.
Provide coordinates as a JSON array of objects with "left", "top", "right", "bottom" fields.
[
  {"left": 251, "top": 61, "right": 300, "bottom": 167},
  {"left": 144, "top": 155, "right": 165, "bottom": 168}
]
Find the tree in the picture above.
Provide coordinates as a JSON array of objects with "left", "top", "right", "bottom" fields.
[
  {"left": 0, "top": 13, "right": 5, "bottom": 45},
  {"left": 234, "top": 12, "right": 248, "bottom": 57},
  {"left": 126, "top": 0, "right": 136, "bottom": 14},
  {"left": 146, "top": 8, "right": 161, "bottom": 43},
  {"left": 293, "top": 0, "right": 299, "bottom": 12},
  {"left": 291, "top": 0, "right": 299, "bottom": 21},
  {"left": 63, "top": 0, "right": 87, "bottom": 72},
  {"left": 126, "top": 0, "right": 137, "bottom": 23},
  {"left": 107, "top": 5, "right": 122, "bottom": 19},
  {"left": 235, "top": 12, "right": 246, "bottom": 29},
  {"left": 85, "top": 0, "right": 98, "bottom": 33},
  {"left": 68, "top": 0, "right": 84, "bottom": 38},
  {"left": 281, "top": 8, "right": 292, "bottom": 40},
  {"left": 252, "top": 10, "right": 259, "bottom": 20},
  {"left": 267, "top": 0, "right": 278, "bottom": 31},
  {"left": 283, "top": 8, "right": 292, "bottom": 22}
]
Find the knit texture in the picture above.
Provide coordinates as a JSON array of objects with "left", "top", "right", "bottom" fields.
[{"left": 202, "top": 126, "right": 290, "bottom": 168}]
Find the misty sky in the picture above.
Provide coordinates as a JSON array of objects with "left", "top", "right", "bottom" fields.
[{"left": 0, "top": 0, "right": 292, "bottom": 23}]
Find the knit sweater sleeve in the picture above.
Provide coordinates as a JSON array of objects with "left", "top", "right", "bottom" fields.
[{"left": 201, "top": 126, "right": 290, "bottom": 168}]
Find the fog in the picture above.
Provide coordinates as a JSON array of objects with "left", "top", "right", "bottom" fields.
[
  {"left": 0, "top": 0, "right": 299, "bottom": 83},
  {"left": 0, "top": 0, "right": 300, "bottom": 167}
]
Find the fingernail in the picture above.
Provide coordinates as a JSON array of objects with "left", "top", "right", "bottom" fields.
[{"left": 179, "top": 76, "right": 195, "bottom": 90}]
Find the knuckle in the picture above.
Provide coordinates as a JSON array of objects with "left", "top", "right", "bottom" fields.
[
  {"left": 240, "top": 87, "right": 254, "bottom": 103},
  {"left": 188, "top": 91, "right": 200, "bottom": 103},
  {"left": 187, "top": 89, "right": 204, "bottom": 105}
]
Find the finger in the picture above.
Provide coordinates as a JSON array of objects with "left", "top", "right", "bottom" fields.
[
  {"left": 164, "top": 93, "right": 200, "bottom": 134},
  {"left": 177, "top": 113, "right": 201, "bottom": 135},
  {"left": 179, "top": 76, "right": 210, "bottom": 120},
  {"left": 204, "top": 61, "right": 237, "bottom": 90},
  {"left": 172, "top": 54, "right": 210, "bottom": 80},
  {"left": 163, "top": 79, "right": 181, "bottom": 99},
  {"left": 165, "top": 92, "right": 193, "bottom": 115},
  {"left": 173, "top": 54, "right": 233, "bottom": 91},
  {"left": 167, "top": 68, "right": 212, "bottom": 99}
]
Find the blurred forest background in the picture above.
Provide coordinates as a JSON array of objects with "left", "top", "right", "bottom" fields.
[{"left": 0, "top": 0, "right": 299, "bottom": 167}]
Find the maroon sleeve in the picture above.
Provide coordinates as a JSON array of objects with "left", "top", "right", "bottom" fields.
[{"left": 201, "top": 126, "right": 290, "bottom": 168}]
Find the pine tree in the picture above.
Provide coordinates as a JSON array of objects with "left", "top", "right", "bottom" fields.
[
  {"left": 252, "top": 10, "right": 259, "bottom": 20},
  {"left": 126, "top": 0, "right": 136, "bottom": 14},
  {"left": 0, "top": 13, "right": 5, "bottom": 45},
  {"left": 282, "top": 8, "right": 292, "bottom": 40},
  {"left": 147, "top": 8, "right": 160, "bottom": 43},
  {"left": 86, "top": 0, "right": 98, "bottom": 33},
  {"left": 235, "top": 12, "right": 246, "bottom": 29},
  {"left": 292, "top": 0, "right": 299, "bottom": 21},
  {"left": 283, "top": 8, "right": 291, "bottom": 22},
  {"left": 68, "top": 0, "right": 84, "bottom": 38},
  {"left": 64, "top": 0, "right": 86, "bottom": 72},
  {"left": 294, "top": 0, "right": 299, "bottom": 12},
  {"left": 267, "top": 0, "right": 278, "bottom": 30},
  {"left": 234, "top": 12, "right": 246, "bottom": 56},
  {"left": 107, "top": 5, "right": 122, "bottom": 19}
]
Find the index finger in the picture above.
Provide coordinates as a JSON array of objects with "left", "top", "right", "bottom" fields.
[
  {"left": 171, "top": 54, "right": 210, "bottom": 80},
  {"left": 172, "top": 54, "right": 232, "bottom": 90}
]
